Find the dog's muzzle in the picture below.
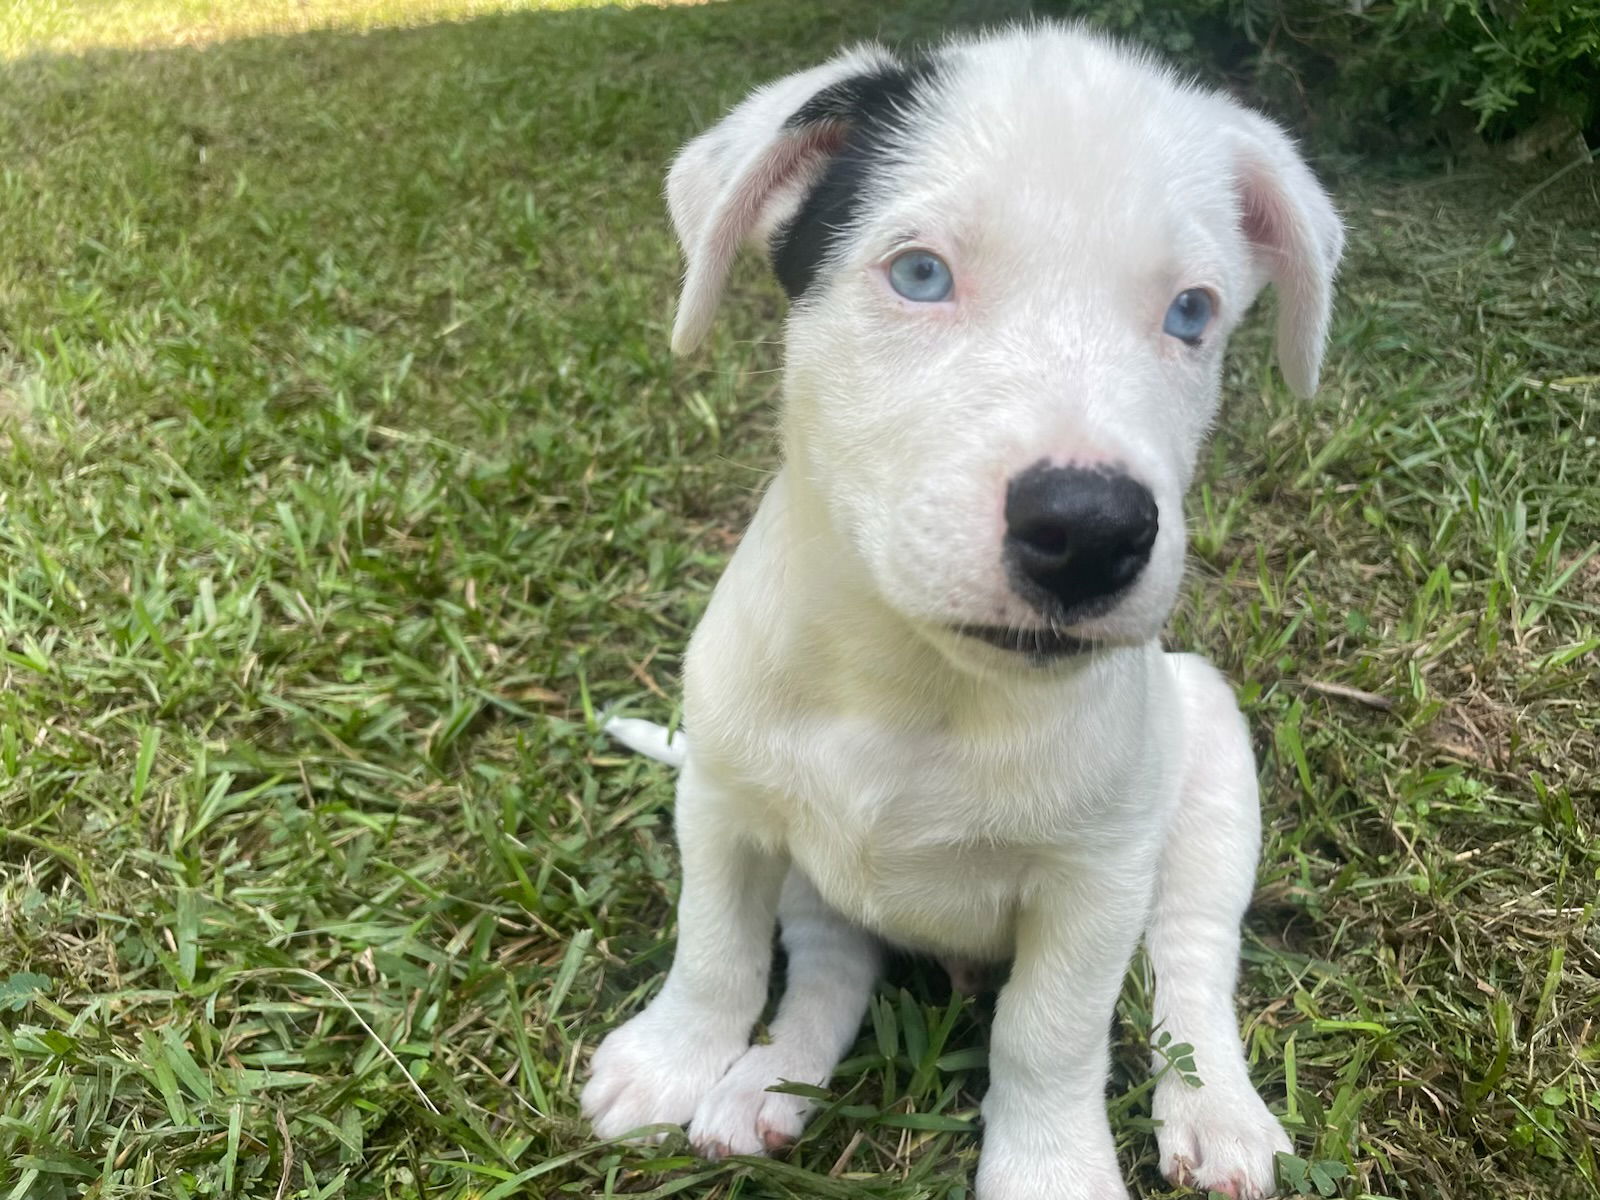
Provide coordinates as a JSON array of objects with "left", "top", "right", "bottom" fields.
[{"left": 1002, "top": 463, "right": 1158, "bottom": 618}]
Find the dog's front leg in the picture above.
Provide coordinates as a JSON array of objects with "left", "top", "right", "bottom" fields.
[
  {"left": 977, "top": 868, "right": 1149, "bottom": 1200},
  {"left": 582, "top": 760, "right": 787, "bottom": 1139},
  {"left": 689, "top": 868, "right": 881, "bottom": 1158},
  {"left": 1147, "top": 655, "right": 1290, "bottom": 1199}
]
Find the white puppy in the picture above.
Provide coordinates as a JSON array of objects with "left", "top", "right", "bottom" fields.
[{"left": 583, "top": 23, "right": 1342, "bottom": 1200}]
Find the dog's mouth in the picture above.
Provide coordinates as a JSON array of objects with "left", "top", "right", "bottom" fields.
[{"left": 953, "top": 624, "right": 1092, "bottom": 659}]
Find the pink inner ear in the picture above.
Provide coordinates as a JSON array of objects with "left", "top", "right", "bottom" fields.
[
  {"left": 723, "top": 121, "right": 847, "bottom": 245},
  {"left": 1232, "top": 153, "right": 1333, "bottom": 397},
  {"left": 1238, "top": 166, "right": 1288, "bottom": 261},
  {"left": 674, "top": 119, "right": 849, "bottom": 352}
]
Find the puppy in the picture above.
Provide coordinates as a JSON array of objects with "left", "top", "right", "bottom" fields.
[{"left": 583, "top": 23, "right": 1342, "bottom": 1200}]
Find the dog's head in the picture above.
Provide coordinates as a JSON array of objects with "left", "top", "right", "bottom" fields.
[{"left": 666, "top": 25, "right": 1342, "bottom": 671}]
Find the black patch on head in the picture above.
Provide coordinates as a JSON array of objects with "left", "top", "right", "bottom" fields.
[{"left": 770, "top": 58, "right": 941, "bottom": 301}]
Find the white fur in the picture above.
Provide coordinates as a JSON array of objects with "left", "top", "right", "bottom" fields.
[{"left": 585, "top": 24, "right": 1339, "bottom": 1200}]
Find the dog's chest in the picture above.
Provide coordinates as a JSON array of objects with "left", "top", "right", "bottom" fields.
[
  {"left": 762, "top": 718, "right": 1134, "bottom": 959},
  {"left": 793, "top": 822, "right": 1027, "bottom": 960}
]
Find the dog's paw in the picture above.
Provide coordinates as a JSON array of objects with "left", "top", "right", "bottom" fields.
[
  {"left": 975, "top": 1105, "right": 1129, "bottom": 1200},
  {"left": 581, "top": 1007, "right": 748, "bottom": 1141},
  {"left": 688, "top": 1042, "right": 819, "bottom": 1159},
  {"left": 975, "top": 1148, "right": 1129, "bottom": 1200},
  {"left": 1155, "top": 1077, "right": 1291, "bottom": 1199}
]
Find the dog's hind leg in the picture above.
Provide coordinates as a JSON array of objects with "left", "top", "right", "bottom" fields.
[
  {"left": 689, "top": 868, "right": 880, "bottom": 1159},
  {"left": 1147, "top": 654, "right": 1291, "bottom": 1200}
]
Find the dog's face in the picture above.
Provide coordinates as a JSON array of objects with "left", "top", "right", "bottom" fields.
[{"left": 667, "top": 27, "right": 1342, "bottom": 672}]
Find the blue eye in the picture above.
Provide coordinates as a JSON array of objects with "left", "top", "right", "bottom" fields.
[
  {"left": 1163, "top": 288, "right": 1214, "bottom": 344},
  {"left": 887, "top": 250, "right": 953, "bottom": 302}
]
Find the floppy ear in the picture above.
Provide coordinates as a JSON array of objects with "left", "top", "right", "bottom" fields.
[
  {"left": 665, "top": 46, "right": 902, "bottom": 354},
  {"left": 1227, "top": 109, "right": 1345, "bottom": 397}
]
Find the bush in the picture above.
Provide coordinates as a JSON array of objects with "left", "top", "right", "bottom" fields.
[{"left": 1041, "top": 0, "right": 1600, "bottom": 150}]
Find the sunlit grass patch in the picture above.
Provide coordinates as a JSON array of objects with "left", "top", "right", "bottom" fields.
[{"left": 0, "top": 0, "right": 694, "bottom": 58}]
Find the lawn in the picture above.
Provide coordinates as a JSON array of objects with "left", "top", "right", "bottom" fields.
[{"left": 0, "top": 1, "right": 1595, "bottom": 1198}]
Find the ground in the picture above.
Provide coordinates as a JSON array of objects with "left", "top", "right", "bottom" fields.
[{"left": 0, "top": 1, "right": 1596, "bottom": 1198}]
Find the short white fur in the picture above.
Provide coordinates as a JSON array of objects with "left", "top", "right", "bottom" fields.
[{"left": 583, "top": 23, "right": 1342, "bottom": 1200}]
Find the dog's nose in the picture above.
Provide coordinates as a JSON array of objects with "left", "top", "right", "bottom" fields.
[{"left": 1004, "top": 464, "right": 1158, "bottom": 614}]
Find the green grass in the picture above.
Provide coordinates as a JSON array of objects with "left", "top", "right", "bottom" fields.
[{"left": 0, "top": 1, "right": 1595, "bottom": 1198}]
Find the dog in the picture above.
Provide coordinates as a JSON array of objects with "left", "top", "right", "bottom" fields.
[{"left": 581, "top": 23, "right": 1342, "bottom": 1200}]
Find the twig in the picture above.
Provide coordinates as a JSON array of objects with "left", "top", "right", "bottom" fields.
[
  {"left": 1298, "top": 678, "right": 1394, "bottom": 710},
  {"left": 1505, "top": 144, "right": 1600, "bottom": 214},
  {"left": 274, "top": 1107, "right": 294, "bottom": 1200},
  {"left": 828, "top": 1129, "right": 865, "bottom": 1178}
]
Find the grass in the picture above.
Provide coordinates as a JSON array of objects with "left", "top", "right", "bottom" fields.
[{"left": 0, "top": 1, "right": 1595, "bottom": 1197}]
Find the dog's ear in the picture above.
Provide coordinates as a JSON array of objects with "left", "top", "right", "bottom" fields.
[
  {"left": 666, "top": 46, "right": 904, "bottom": 354},
  {"left": 1226, "top": 109, "right": 1345, "bottom": 398}
]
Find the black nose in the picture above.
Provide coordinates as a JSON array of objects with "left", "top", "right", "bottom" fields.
[{"left": 1004, "top": 463, "right": 1158, "bottom": 616}]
